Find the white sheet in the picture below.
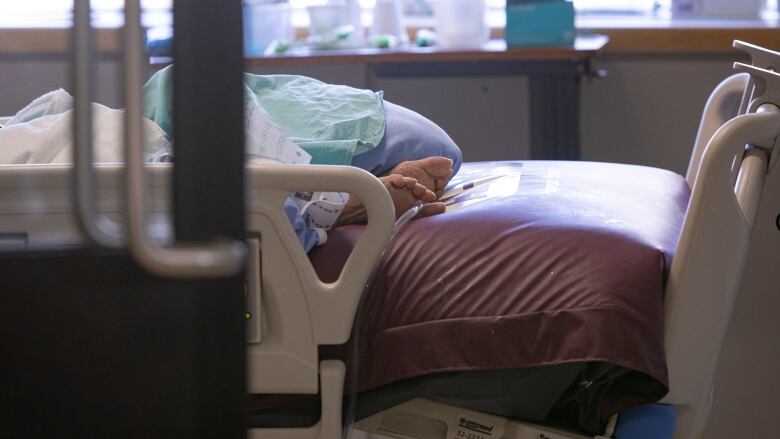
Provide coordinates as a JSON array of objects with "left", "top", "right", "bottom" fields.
[{"left": 0, "top": 103, "right": 171, "bottom": 165}]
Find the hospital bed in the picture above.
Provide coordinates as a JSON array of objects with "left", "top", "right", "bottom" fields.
[{"left": 0, "top": 38, "right": 778, "bottom": 439}]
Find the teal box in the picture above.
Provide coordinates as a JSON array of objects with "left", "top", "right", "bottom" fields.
[{"left": 505, "top": 1, "right": 575, "bottom": 47}]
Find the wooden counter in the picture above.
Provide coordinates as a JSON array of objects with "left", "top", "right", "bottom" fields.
[
  {"left": 572, "top": 16, "right": 780, "bottom": 54},
  {"left": 243, "top": 35, "right": 607, "bottom": 68}
]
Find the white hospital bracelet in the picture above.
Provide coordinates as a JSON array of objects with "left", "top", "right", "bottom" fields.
[
  {"left": 313, "top": 227, "right": 328, "bottom": 246},
  {"left": 299, "top": 192, "right": 349, "bottom": 231}
]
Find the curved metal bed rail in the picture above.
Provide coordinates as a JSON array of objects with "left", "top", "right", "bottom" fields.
[
  {"left": 72, "top": 0, "right": 125, "bottom": 248},
  {"left": 72, "top": 0, "right": 247, "bottom": 278},
  {"left": 122, "top": 0, "right": 247, "bottom": 278}
]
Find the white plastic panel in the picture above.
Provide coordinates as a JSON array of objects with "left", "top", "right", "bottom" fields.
[{"left": 246, "top": 237, "right": 262, "bottom": 344}]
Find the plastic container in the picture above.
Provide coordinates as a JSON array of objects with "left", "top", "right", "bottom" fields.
[
  {"left": 505, "top": 1, "right": 575, "bottom": 47},
  {"left": 434, "top": 0, "right": 488, "bottom": 49},
  {"left": 244, "top": 1, "right": 293, "bottom": 56},
  {"left": 307, "top": 4, "right": 346, "bottom": 37},
  {"left": 370, "top": 0, "right": 407, "bottom": 43},
  {"left": 342, "top": 0, "right": 365, "bottom": 47}
]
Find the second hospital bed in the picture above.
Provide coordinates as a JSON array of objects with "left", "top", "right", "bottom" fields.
[{"left": 0, "top": 41, "right": 778, "bottom": 439}]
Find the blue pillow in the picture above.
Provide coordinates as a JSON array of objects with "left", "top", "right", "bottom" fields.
[{"left": 351, "top": 101, "right": 463, "bottom": 176}]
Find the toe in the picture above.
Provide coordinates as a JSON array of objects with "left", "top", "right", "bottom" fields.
[
  {"left": 401, "top": 176, "right": 420, "bottom": 190},
  {"left": 387, "top": 174, "right": 417, "bottom": 189},
  {"left": 385, "top": 174, "right": 403, "bottom": 187},
  {"left": 434, "top": 169, "right": 454, "bottom": 192},
  {"left": 417, "top": 202, "right": 446, "bottom": 218},
  {"left": 412, "top": 183, "right": 436, "bottom": 202},
  {"left": 419, "top": 156, "right": 454, "bottom": 178}
]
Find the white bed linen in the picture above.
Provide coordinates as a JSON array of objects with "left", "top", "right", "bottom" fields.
[{"left": 0, "top": 102, "right": 170, "bottom": 165}]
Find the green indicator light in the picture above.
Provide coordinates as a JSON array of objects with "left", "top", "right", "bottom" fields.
[{"left": 245, "top": 312, "right": 253, "bottom": 320}]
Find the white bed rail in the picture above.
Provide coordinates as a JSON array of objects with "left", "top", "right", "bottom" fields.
[
  {"left": 686, "top": 73, "right": 749, "bottom": 188},
  {"left": 664, "top": 41, "right": 780, "bottom": 439},
  {"left": 244, "top": 163, "right": 394, "bottom": 439},
  {"left": 0, "top": 161, "right": 395, "bottom": 436},
  {"left": 246, "top": 161, "right": 395, "bottom": 345},
  {"left": 663, "top": 105, "right": 779, "bottom": 439}
]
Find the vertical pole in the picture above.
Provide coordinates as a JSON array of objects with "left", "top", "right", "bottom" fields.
[
  {"left": 173, "top": 0, "right": 246, "bottom": 242},
  {"left": 172, "top": 1, "right": 247, "bottom": 436}
]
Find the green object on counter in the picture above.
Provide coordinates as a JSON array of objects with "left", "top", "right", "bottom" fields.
[
  {"left": 415, "top": 29, "right": 437, "bottom": 47},
  {"left": 266, "top": 39, "right": 290, "bottom": 54},
  {"left": 370, "top": 34, "right": 397, "bottom": 49}
]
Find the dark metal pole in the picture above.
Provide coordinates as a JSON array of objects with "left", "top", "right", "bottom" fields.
[{"left": 173, "top": 0, "right": 246, "bottom": 242}]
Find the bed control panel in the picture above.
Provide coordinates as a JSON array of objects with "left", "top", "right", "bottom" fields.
[{"left": 245, "top": 237, "right": 262, "bottom": 344}]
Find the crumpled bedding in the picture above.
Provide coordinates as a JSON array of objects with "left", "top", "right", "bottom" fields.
[
  {"left": 143, "top": 66, "right": 386, "bottom": 166},
  {"left": 0, "top": 89, "right": 171, "bottom": 165}
]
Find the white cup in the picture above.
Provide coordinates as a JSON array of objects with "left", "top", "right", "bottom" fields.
[
  {"left": 370, "top": 0, "right": 407, "bottom": 41},
  {"left": 434, "top": 0, "right": 488, "bottom": 49},
  {"left": 243, "top": 2, "right": 293, "bottom": 56},
  {"left": 341, "top": 0, "right": 365, "bottom": 47},
  {"left": 307, "top": 3, "right": 346, "bottom": 37}
]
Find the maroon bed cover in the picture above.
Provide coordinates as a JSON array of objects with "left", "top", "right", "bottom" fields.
[{"left": 308, "top": 160, "right": 689, "bottom": 417}]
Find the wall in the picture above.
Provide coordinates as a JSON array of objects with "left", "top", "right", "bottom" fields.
[
  {"left": 580, "top": 54, "right": 738, "bottom": 174},
  {"left": 0, "top": 55, "right": 123, "bottom": 114},
  {"left": 370, "top": 74, "right": 531, "bottom": 162},
  {"left": 250, "top": 63, "right": 532, "bottom": 162},
  {"left": 1, "top": 51, "right": 779, "bottom": 439}
]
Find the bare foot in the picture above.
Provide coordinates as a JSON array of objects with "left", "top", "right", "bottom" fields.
[
  {"left": 387, "top": 156, "right": 454, "bottom": 198},
  {"left": 335, "top": 174, "right": 445, "bottom": 227}
]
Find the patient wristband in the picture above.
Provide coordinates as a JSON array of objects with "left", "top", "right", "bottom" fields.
[
  {"left": 295, "top": 191, "right": 349, "bottom": 231},
  {"left": 312, "top": 227, "right": 328, "bottom": 246}
]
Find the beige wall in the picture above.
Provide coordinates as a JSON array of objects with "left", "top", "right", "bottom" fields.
[
  {"left": 0, "top": 55, "right": 123, "bottom": 114},
  {"left": 580, "top": 54, "right": 739, "bottom": 174}
]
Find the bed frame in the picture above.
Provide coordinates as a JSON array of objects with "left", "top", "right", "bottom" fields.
[
  {"left": 0, "top": 41, "right": 777, "bottom": 439},
  {"left": 340, "top": 43, "right": 780, "bottom": 439}
]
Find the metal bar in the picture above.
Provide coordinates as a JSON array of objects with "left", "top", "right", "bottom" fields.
[
  {"left": 124, "top": 0, "right": 246, "bottom": 278},
  {"left": 72, "top": 0, "right": 124, "bottom": 247},
  {"left": 172, "top": 0, "right": 246, "bottom": 242}
]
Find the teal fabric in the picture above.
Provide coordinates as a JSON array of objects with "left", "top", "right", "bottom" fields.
[
  {"left": 142, "top": 66, "right": 386, "bottom": 165},
  {"left": 143, "top": 66, "right": 174, "bottom": 137}
]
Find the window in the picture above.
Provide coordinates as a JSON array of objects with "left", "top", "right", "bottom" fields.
[
  {"left": 0, "top": 0, "right": 171, "bottom": 28},
  {"left": 286, "top": 1, "right": 671, "bottom": 16},
  {"left": 0, "top": 0, "right": 775, "bottom": 29}
]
